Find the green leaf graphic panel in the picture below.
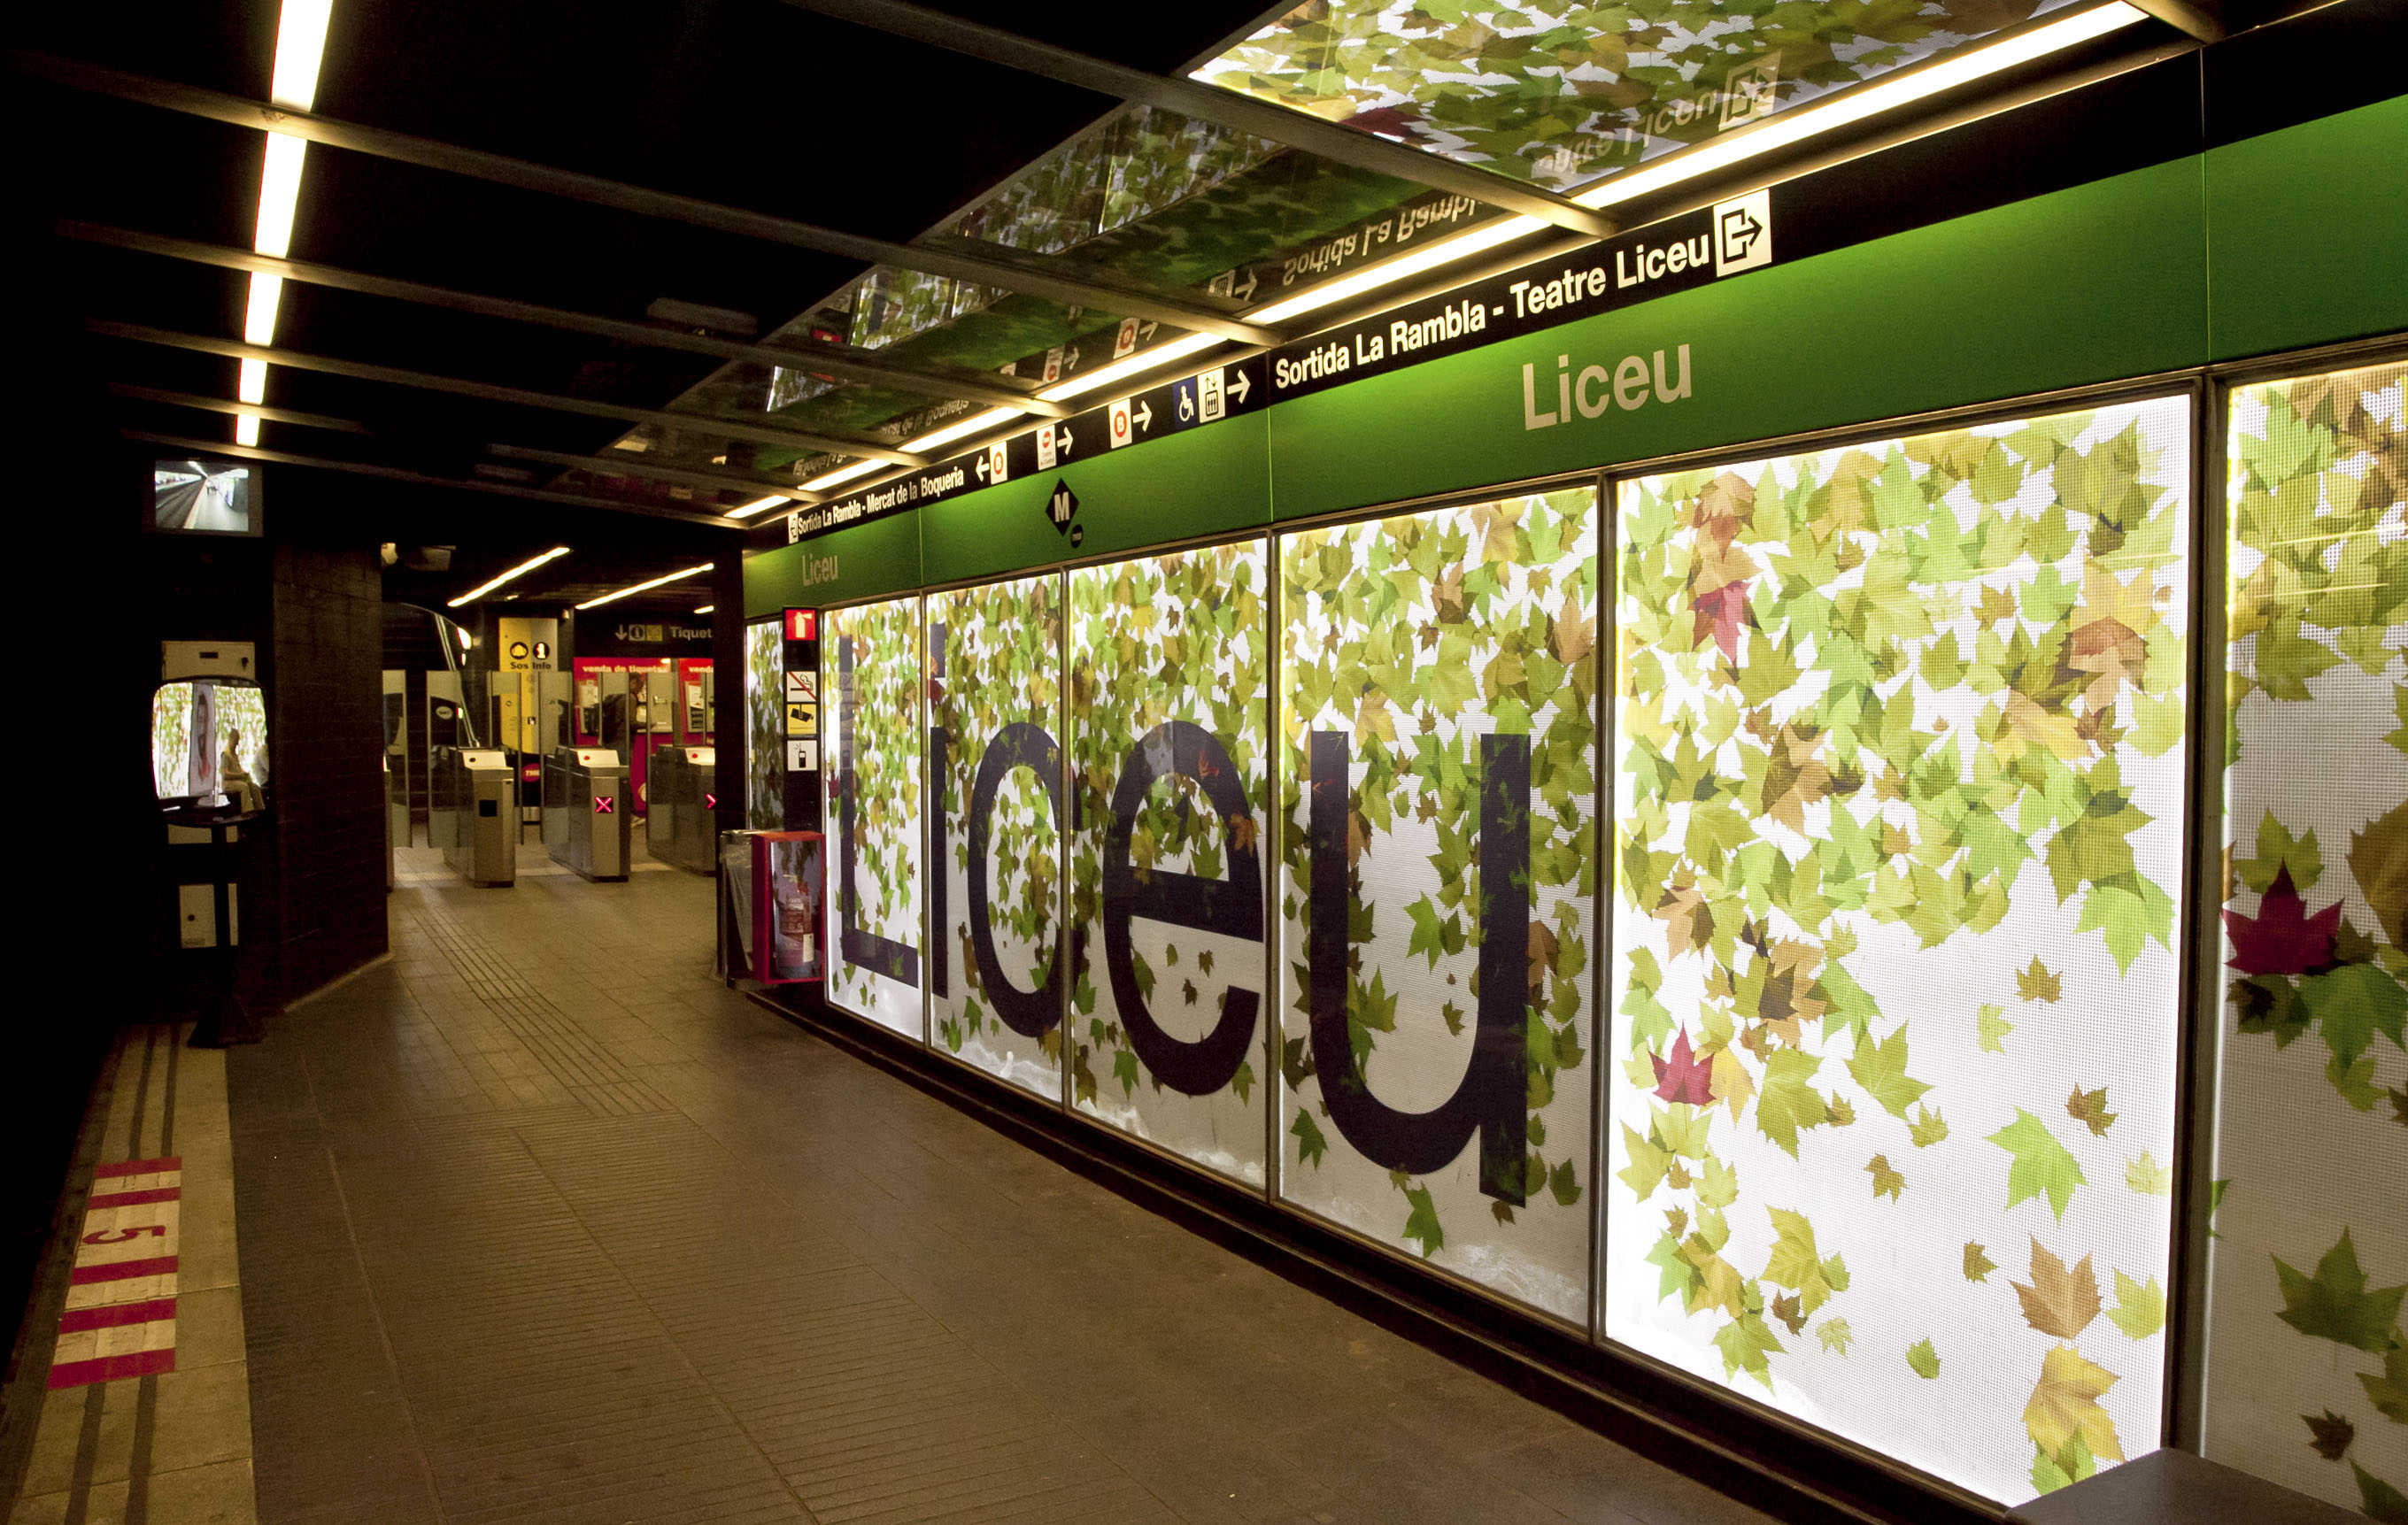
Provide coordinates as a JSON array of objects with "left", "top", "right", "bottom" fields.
[
  {"left": 1605, "top": 397, "right": 2190, "bottom": 1506},
  {"left": 2204, "top": 359, "right": 2408, "bottom": 1513},
  {"left": 745, "top": 618, "right": 783, "bottom": 833},
  {"left": 930, "top": 574, "right": 1067, "bottom": 1100},
  {"left": 1069, "top": 543, "right": 1272, "bottom": 1183},
  {"left": 825, "top": 597, "right": 924, "bottom": 1037},
  {"left": 1276, "top": 489, "right": 1599, "bottom": 1321}
]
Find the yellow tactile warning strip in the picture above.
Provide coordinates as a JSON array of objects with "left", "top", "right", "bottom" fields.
[{"left": 8, "top": 1025, "right": 258, "bottom": 1525}]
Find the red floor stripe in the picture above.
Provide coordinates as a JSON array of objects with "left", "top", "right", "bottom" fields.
[
  {"left": 47, "top": 1349, "right": 176, "bottom": 1390},
  {"left": 94, "top": 1158, "right": 181, "bottom": 1179},
  {"left": 87, "top": 1186, "right": 182, "bottom": 1210},
  {"left": 68, "top": 1256, "right": 178, "bottom": 1285},
  {"left": 58, "top": 1298, "right": 178, "bottom": 1333}
]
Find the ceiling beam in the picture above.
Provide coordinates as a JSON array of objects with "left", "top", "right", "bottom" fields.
[
  {"left": 90, "top": 319, "right": 931, "bottom": 466},
  {"left": 777, "top": 0, "right": 1616, "bottom": 240},
  {"left": 2124, "top": 0, "right": 2226, "bottom": 41},
  {"left": 486, "top": 444, "right": 817, "bottom": 504},
  {"left": 124, "top": 429, "right": 746, "bottom": 528},
  {"left": 61, "top": 220, "right": 1072, "bottom": 420},
  {"left": 17, "top": 51, "right": 1280, "bottom": 347},
  {"left": 108, "top": 381, "right": 371, "bottom": 434},
  {"left": 110, "top": 380, "right": 804, "bottom": 507}
]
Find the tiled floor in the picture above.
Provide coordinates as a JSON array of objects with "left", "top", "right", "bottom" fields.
[{"left": 220, "top": 869, "right": 1778, "bottom": 1525}]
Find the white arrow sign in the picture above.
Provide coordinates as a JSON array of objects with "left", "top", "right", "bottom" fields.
[
  {"left": 1226, "top": 371, "right": 1252, "bottom": 405},
  {"left": 1057, "top": 427, "right": 1075, "bottom": 457},
  {"left": 1132, "top": 400, "right": 1154, "bottom": 433},
  {"left": 1230, "top": 270, "right": 1259, "bottom": 302},
  {"left": 975, "top": 456, "right": 989, "bottom": 481}
]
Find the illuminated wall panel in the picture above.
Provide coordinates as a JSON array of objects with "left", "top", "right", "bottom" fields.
[
  {"left": 1606, "top": 398, "right": 2191, "bottom": 1506},
  {"left": 1276, "top": 489, "right": 1600, "bottom": 1322},
  {"left": 930, "top": 575, "right": 1066, "bottom": 1100},
  {"left": 1068, "top": 543, "right": 1271, "bottom": 1185},
  {"left": 745, "top": 617, "right": 783, "bottom": 832},
  {"left": 826, "top": 597, "right": 924, "bottom": 1036},
  {"left": 2205, "top": 361, "right": 2408, "bottom": 1516}
]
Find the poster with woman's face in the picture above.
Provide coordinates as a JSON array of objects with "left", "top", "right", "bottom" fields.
[{"left": 187, "top": 683, "right": 217, "bottom": 800}]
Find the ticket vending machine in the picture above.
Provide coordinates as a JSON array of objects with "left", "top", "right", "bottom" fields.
[
  {"left": 544, "top": 746, "right": 631, "bottom": 882},
  {"left": 431, "top": 746, "right": 516, "bottom": 887}
]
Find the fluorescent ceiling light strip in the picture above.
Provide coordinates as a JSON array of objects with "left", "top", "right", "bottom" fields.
[
  {"left": 243, "top": 272, "right": 284, "bottom": 345},
  {"left": 904, "top": 405, "right": 1025, "bottom": 453},
  {"left": 269, "top": 0, "right": 336, "bottom": 110},
  {"left": 693, "top": 605, "right": 715, "bottom": 614},
  {"left": 448, "top": 545, "right": 570, "bottom": 607},
  {"left": 255, "top": 132, "right": 308, "bottom": 258},
  {"left": 235, "top": 415, "right": 260, "bottom": 446},
  {"left": 1574, "top": 2, "right": 2147, "bottom": 210},
  {"left": 1246, "top": 214, "right": 1544, "bottom": 327},
  {"left": 801, "top": 459, "right": 881, "bottom": 493},
  {"left": 1039, "top": 332, "right": 1223, "bottom": 403},
  {"left": 237, "top": 358, "right": 267, "bottom": 404},
  {"left": 575, "top": 562, "right": 715, "bottom": 610},
  {"left": 729, "top": 494, "right": 793, "bottom": 519}
]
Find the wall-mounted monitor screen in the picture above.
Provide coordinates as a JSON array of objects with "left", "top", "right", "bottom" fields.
[{"left": 151, "top": 458, "right": 260, "bottom": 536}]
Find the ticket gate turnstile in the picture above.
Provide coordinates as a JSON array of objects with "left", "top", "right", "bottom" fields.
[
  {"left": 432, "top": 746, "right": 516, "bottom": 887},
  {"left": 647, "top": 746, "right": 717, "bottom": 873},
  {"left": 544, "top": 746, "right": 631, "bottom": 882}
]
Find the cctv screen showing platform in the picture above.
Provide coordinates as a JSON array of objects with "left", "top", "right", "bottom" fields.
[{"left": 153, "top": 459, "right": 257, "bottom": 535}]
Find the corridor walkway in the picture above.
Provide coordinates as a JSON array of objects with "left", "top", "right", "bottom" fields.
[{"left": 225, "top": 869, "right": 1775, "bottom": 1525}]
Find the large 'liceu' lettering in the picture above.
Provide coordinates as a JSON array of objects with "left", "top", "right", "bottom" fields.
[
  {"left": 837, "top": 629, "right": 918, "bottom": 984},
  {"left": 853, "top": 646, "right": 1530, "bottom": 1199},
  {"left": 1101, "top": 721, "right": 1262, "bottom": 1095},
  {"left": 1308, "top": 730, "right": 1529, "bottom": 1204},
  {"left": 966, "top": 720, "right": 1064, "bottom": 1037}
]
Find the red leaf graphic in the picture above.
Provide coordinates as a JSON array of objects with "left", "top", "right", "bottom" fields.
[
  {"left": 2225, "top": 865, "right": 2341, "bottom": 976},
  {"left": 1692, "top": 580, "right": 1751, "bottom": 664},
  {"left": 1651, "top": 1028, "right": 1716, "bottom": 1106}
]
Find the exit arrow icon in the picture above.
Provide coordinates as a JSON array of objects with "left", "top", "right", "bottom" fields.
[
  {"left": 1230, "top": 269, "right": 1259, "bottom": 302},
  {"left": 1720, "top": 206, "right": 1763, "bottom": 258},
  {"left": 1226, "top": 371, "right": 1252, "bottom": 405},
  {"left": 1138, "top": 320, "right": 1158, "bottom": 343},
  {"left": 975, "top": 456, "right": 990, "bottom": 481},
  {"left": 1132, "top": 399, "right": 1154, "bottom": 432},
  {"left": 1057, "top": 427, "right": 1075, "bottom": 456}
]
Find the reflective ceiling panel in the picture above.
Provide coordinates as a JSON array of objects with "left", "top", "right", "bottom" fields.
[{"left": 1190, "top": 0, "right": 2088, "bottom": 194}]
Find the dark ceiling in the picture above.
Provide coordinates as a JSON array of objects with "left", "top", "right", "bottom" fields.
[
  {"left": 13, "top": 0, "right": 2319, "bottom": 617},
  {"left": 15, "top": 0, "right": 1291, "bottom": 609}
]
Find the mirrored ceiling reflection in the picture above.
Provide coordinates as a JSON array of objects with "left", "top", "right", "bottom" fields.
[
  {"left": 1191, "top": 0, "right": 2088, "bottom": 194},
  {"left": 937, "top": 102, "right": 1509, "bottom": 320},
  {"left": 607, "top": 100, "right": 1524, "bottom": 482}
]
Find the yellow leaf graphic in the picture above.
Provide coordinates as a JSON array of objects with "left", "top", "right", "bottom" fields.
[
  {"left": 2025, "top": 1344, "right": 2123, "bottom": 1463},
  {"left": 1710, "top": 1046, "right": 1756, "bottom": 1122}
]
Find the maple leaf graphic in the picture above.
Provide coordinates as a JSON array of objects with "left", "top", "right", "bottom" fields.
[
  {"left": 2225, "top": 864, "right": 2342, "bottom": 976},
  {"left": 2012, "top": 1239, "right": 2102, "bottom": 1341},
  {"left": 2304, "top": 1409, "right": 2354, "bottom": 1462},
  {"left": 2066, "top": 1086, "right": 2117, "bottom": 1137},
  {"left": 1651, "top": 1029, "right": 1716, "bottom": 1106},
  {"left": 1691, "top": 579, "right": 1752, "bottom": 664}
]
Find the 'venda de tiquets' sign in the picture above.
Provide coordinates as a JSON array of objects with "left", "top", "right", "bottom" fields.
[{"left": 786, "top": 190, "right": 1773, "bottom": 544}]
